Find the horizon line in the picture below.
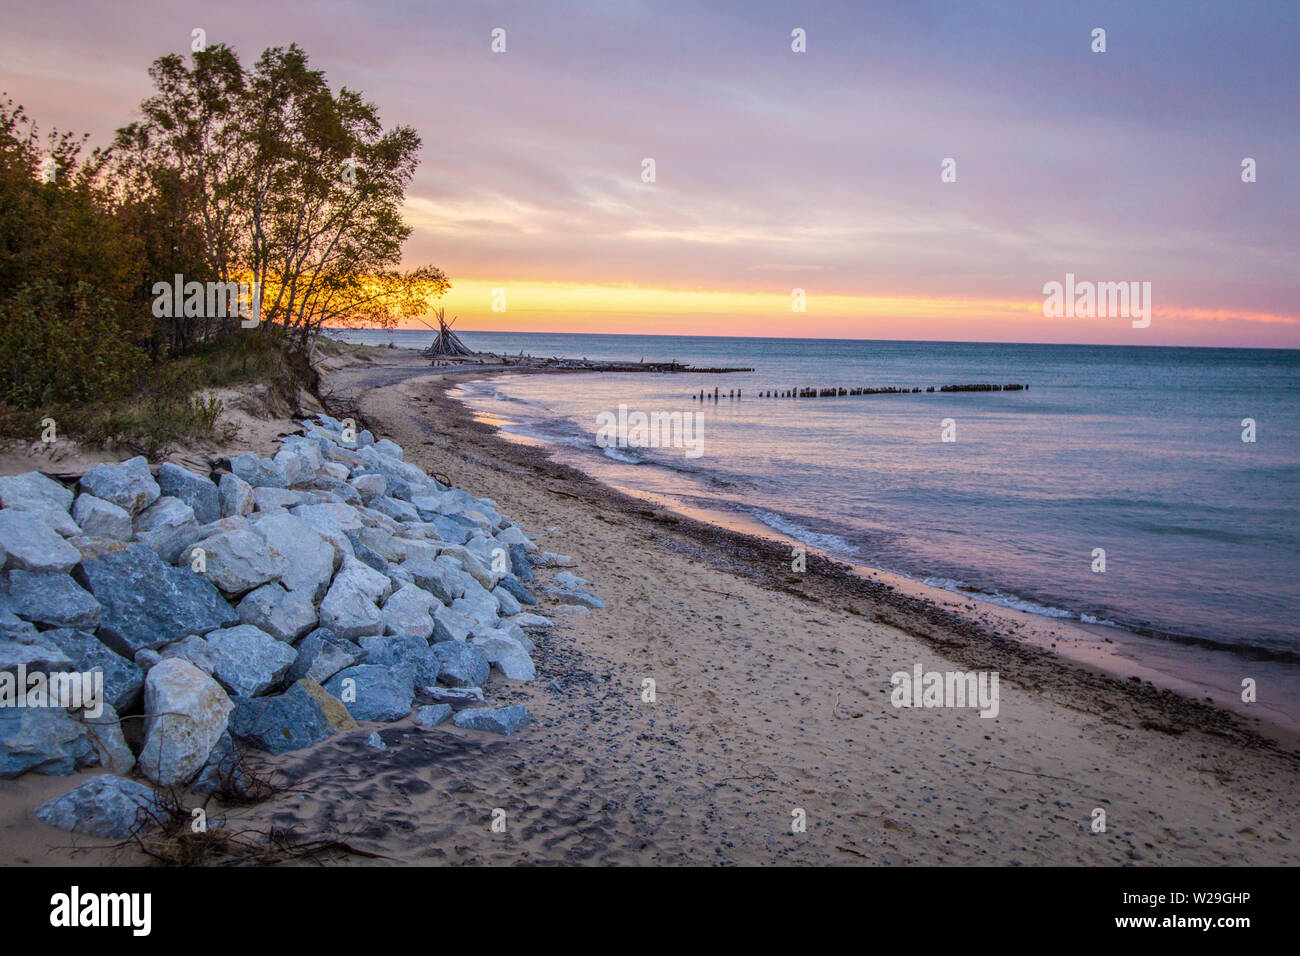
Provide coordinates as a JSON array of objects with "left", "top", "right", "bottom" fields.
[{"left": 326, "top": 326, "right": 1300, "bottom": 353}]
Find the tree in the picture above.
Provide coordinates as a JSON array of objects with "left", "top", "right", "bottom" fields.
[
  {"left": 112, "top": 43, "right": 449, "bottom": 354},
  {"left": 0, "top": 96, "right": 145, "bottom": 407}
]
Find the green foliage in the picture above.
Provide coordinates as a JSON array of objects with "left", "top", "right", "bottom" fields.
[
  {"left": 0, "top": 98, "right": 147, "bottom": 408},
  {"left": 1, "top": 42, "right": 443, "bottom": 452}
]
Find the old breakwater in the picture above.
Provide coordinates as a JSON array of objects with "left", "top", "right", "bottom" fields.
[{"left": 691, "top": 383, "right": 1029, "bottom": 400}]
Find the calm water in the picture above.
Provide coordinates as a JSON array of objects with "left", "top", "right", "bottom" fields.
[{"left": 336, "top": 330, "right": 1300, "bottom": 669}]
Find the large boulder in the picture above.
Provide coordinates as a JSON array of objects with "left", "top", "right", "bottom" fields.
[
  {"left": 252, "top": 487, "right": 315, "bottom": 512},
  {"left": 237, "top": 583, "right": 316, "bottom": 643},
  {"left": 369, "top": 496, "right": 420, "bottom": 523},
  {"left": 204, "top": 625, "right": 296, "bottom": 697},
  {"left": 0, "top": 609, "right": 38, "bottom": 641},
  {"left": 493, "top": 584, "right": 522, "bottom": 617},
  {"left": 35, "top": 775, "right": 165, "bottom": 838},
  {"left": 78, "top": 456, "right": 160, "bottom": 516},
  {"left": 3, "top": 570, "right": 101, "bottom": 629},
  {"left": 324, "top": 664, "right": 414, "bottom": 723},
  {"left": 508, "top": 543, "right": 533, "bottom": 582},
  {"left": 217, "top": 472, "right": 254, "bottom": 517},
  {"left": 0, "top": 471, "right": 73, "bottom": 514},
  {"left": 0, "top": 707, "right": 98, "bottom": 779},
  {"left": 452, "top": 588, "right": 500, "bottom": 630},
  {"left": 403, "top": 556, "right": 462, "bottom": 605},
  {"left": 452, "top": 704, "right": 532, "bottom": 735},
  {"left": 429, "top": 515, "right": 472, "bottom": 545},
  {"left": 41, "top": 629, "right": 143, "bottom": 712},
  {"left": 133, "top": 496, "right": 201, "bottom": 563},
  {"left": 251, "top": 511, "right": 335, "bottom": 601},
  {"left": 431, "top": 603, "right": 474, "bottom": 644},
  {"left": 76, "top": 544, "right": 237, "bottom": 657},
  {"left": 381, "top": 584, "right": 437, "bottom": 639},
  {"left": 0, "top": 479, "right": 78, "bottom": 535},
  {"left": 294, "top": 502, "right": 366, "bottom": 533},
  {"left": 272, "top": 442, "right": 323, "bottom": 486},
  {"left": 285, "top": 629, "right": 366, "bottom": 685},
  {"left": 229, "top": 452, "right": 288, "bottom": 489},
  {"left": 228, "top": 679, "right": 358, "bottom": 754},
  {"left": 0, "top": 510, "right": 81, "bottom": 573},
  {"left": 357, "top": 633, "right": 440, "bottom": 689},
  {"left": 318, "top": 558, "right": 390, "bottom": 640},
  {"left": 188, "top": 525, "right": 280, "bottom": 595},
  {"left": 137, "top": 658, "right": 233, "bottom": 786},
  {"left": 349, "top": 473, "right": 386, "bottom": 501},
  {"left": 156, "top": 462, "right": 221, "bottom": 525},
  {"left": 430, "top": 641, "right": 490, "bottom": 688},
  {"left": 472, "top": 631, "right": 536, "bottom": 681},
  {"left": 71, "top": 494, "right": 133, "bottom": 540}
]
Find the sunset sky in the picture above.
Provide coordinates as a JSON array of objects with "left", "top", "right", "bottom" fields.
[{"left": 2, "top": 1, "right": 1297, "bottom": 346}]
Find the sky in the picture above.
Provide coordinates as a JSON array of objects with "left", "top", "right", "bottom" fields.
[{"left": 2, "top": 0, "right": 1297, "bottom": 346}]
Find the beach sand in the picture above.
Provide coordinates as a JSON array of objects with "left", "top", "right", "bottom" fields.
[{"left": 3, "top": 346, "right": 1297, "bottom": 866}]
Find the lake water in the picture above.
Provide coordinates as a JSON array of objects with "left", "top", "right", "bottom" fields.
[{"left": 334, "top": 328, "right": 1300, "bottom": 712}]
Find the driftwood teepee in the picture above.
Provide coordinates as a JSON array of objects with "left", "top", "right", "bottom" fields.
[{"left": 421, "top": 308, "right": 473, "bottom": 357}]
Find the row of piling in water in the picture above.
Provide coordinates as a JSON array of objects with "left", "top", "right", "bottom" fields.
[{"left": 691, "top": 383, "right": 1029, "bottom": 400}]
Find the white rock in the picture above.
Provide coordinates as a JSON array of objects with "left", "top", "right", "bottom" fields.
[
  {"left": 0, "top": 472, "right": 73, "bottom": 514},
  {"left": 273, "top": 442, "right": 322, "bottom": 486},
  {"left": 493, "top": 585, "right": 523, "bottom": 617},
  {"left": 252, "top": 511, "right": 336, "bottom": 601},
  {"left": 349, "top": 473, "right": 387, "bottom": 501},
  {"left": 72, "top": 494, "right": 133, "bottom": 540},
  {"left": 471, "top": 631, "right": 536, "bottom": 681},
  {"left": 372, "top": 438, "right": 404, "bottom": 460},
  {"left": 78, "top": 456, "right": 160, "bottom": 516},
  {"left": 431, "top": 602, "right": 473, "bottom": 643},
  {"left": 252, "top": 487, "right": 314, "bottom": 512},
  {"left": 0, "top": 510, "right": 81, "bottom": 573},
  {"left": 293, "top": 502, "right": 365, "bottom": 532},
  {"left": 318, "top": 561, "right": 387, "bottom": 640},
  {"left": 237, "top": 583, "right": 317, "bottom": 642},
  {"left": 189, "top": 525, "right": 281, "bottom": 594},
  {"left": 381, "top": 584, "right": 437, "bottom": 639},
  {"left": 218, "top": 472, "right": 254, "bottom": 517},
  {"left": 138, "top": 658, "right": 233, "bottom": 786}
]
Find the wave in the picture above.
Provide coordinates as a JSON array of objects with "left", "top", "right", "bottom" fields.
[
  {"left": 921, "top": 575, "right": 1082, "bottom": 620},
  {"left": 741, "top": 507, "right": 862, "bottom": 555},
  {"left": 602, "top": 445, "right": 642, "bottom": 464}
]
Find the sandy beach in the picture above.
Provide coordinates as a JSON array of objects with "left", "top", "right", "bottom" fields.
[{"left": 2, "top": 344, "right": 1297, "bottom": 867}]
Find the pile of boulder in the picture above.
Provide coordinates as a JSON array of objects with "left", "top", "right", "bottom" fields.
[{"left": 0, "top": 413, "right": 599, "bottom": 839}]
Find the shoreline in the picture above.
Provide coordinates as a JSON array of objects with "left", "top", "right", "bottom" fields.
[
  {"left": 308, "top": 348, "right": 1300, "bottom": 863},
  {"left": 442, "top": 363, "right": 1300, "bottom": 746}
]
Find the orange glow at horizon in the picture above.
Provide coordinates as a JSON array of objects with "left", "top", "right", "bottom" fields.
[{"left": 402, "top": 280, "right": 1300, "bottom": 344}]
